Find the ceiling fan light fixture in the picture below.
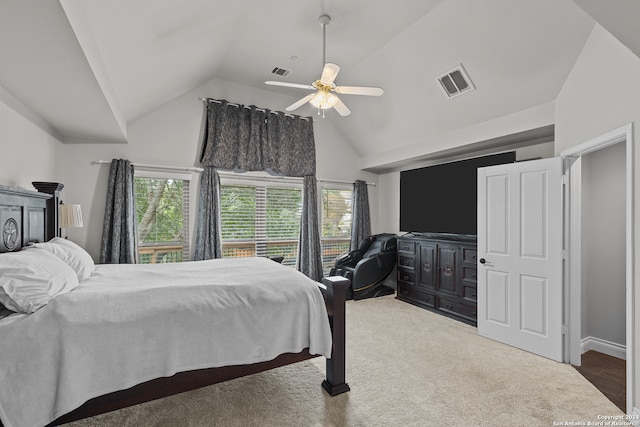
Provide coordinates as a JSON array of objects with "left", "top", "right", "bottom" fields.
[{"left": 309, "top": 90, "right": 338, "bottom": 109}]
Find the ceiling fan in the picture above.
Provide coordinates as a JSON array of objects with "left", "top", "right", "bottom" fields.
[{"left": 265, "top": 14, "right": 384, "bottom": 117}]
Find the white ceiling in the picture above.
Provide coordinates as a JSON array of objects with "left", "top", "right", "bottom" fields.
[{"left": 1, "top": 0, "right": 638, "bottom": 168}]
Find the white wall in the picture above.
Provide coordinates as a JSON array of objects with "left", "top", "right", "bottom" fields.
[
  {"left": 555, "top": 23, "right": 640, "bottom": 410},
  {"left": 61, "top": 77, "right": 377, "bottom": 260},
  {"left": 581, "top": 142, "right": 626, "bottom": 348},
  {"left": 0, "top": 98, "right": 65, "bottom": 188}
]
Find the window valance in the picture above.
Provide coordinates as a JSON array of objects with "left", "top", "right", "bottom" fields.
[{"left": 199, "top": 99, "right": 316, "bottom": 177}]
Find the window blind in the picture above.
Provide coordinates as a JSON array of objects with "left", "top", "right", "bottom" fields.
[{"left": 221, "top": 184, "right": 302, "bottom": 266}]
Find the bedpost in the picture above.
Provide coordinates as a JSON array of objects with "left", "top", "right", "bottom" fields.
[
  {"left": 320, "top": 276, "right": 351, "bottom": 396},
  {"left": 31, "top": 181, "right": 64, "bottom": 240}
]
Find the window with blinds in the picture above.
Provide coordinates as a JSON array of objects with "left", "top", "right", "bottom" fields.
[
  {"left": 321, "top": 187, "right": 352, "bottom": 274},
  {"left": 220, "top": 183, "right": 302, "bottom": 267},
  {"left": 134, "top": 176, "right": 190, "bottom": 264}
]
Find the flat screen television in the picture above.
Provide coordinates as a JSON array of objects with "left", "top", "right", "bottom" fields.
[{"left": 400, "top": 151, "right": 516, "bottom": 235}]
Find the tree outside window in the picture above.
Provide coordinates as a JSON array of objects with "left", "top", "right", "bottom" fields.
[
  {"left": 321, "top": 188, "right": 352, "bottom": 274},
  {"left": 134, "top": 177, "right": 189, "bottom": 263}
]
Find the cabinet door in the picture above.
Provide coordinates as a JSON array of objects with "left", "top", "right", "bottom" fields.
[
  {"left": 418, "top": 243, "right": 436, "bottom": 291},
  {"left": 437, "top": 245, "right": 458, "bottom": 296}
]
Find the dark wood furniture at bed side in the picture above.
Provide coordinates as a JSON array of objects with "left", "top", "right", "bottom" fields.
[
  {"left": 32, "top": 181, "right": 64, "bottom": 241},
  {"left": 0, "top": 185, "right": 50, "bottom": 253},
  {"left": 0, "top": 183, "right": 349, "bottom": 426},
  {"left": 396, "top": 233, "right": 477, "bottom": 326}
]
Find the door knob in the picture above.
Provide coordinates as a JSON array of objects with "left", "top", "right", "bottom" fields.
[{"left": 479, "top": 258, "right": 486, "bottom": 264}]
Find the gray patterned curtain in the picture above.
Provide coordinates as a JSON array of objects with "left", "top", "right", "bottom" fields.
[
  {"left": 197, "top": 99, "right": 320, "bottom": 276},
  {"left": 200, "top": 100, "right": 315, "bottom": 177},
  {"left": 200, "top": 101, "right": 268, "bottom": 171},
  {"left": 350, "top": 180, "right": 371, "bottom": 250},
  {"left": 100, "top": 159, "right": 139, "bottom": 264},
  {"left": 264, "top": 112, "right": 316, "bottom": 177},
  {"left": 194, "top": 167, "right": 222, "bottom": 260},
  {"left": 297, "top": 176, "right": 323, "bottom": 281}
]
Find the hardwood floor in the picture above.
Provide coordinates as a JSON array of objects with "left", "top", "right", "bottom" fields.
[{"left": 573, "top": 350, "right": 626, "bottom": 412}]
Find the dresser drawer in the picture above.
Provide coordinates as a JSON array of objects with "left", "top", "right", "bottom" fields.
[
  {"left": 463, "top": 267, "right": 477, "bottom": 281},
  {"left": 437, "top": 296, "right": 477, "bottom": 321},
  {"left": 463, "top": 284, "right": 477, "bottom": 302},
  {"left": 397, "top": 283, "right": 435, "bottom": 308},
  {"left": 398, "top": 240, "right": 415, "bottom": 253},
  {"left": 398, "top": 255, "right": 415, "bottom": 269},
  {"left": 462, "top": 247, "right": 477, "bottom": 264},
  {"left": 397, "top": 269, "right": 415, "bottom": 284}
]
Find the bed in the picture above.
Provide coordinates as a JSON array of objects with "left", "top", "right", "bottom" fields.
[{"left": 0, "top": 183, "right": 349, "bottom": 427}]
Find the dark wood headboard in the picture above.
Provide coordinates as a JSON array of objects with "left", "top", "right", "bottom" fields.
[{"left": 0, "top": 183, "right": 61, "bottom": 253}]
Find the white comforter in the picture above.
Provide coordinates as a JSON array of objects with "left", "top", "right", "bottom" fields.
[{"left": 0, "top": 257, "right": 332, "bottom": 427}]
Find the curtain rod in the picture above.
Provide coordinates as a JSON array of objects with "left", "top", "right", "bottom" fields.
[
  {"left": 319, "top": 178, "right": 376, "bottom": 187},
  {"left": 199, "top": 97, "right": 311, "bottom": 121},
  {"left": 218, "top": 171, "right": 375, "bottom": 187},
  {"left": 91, "top": 160, "right": 203, "bottom": 173},
  {"left": 92, "top": 161, "right": 375, "bottom": 186}
]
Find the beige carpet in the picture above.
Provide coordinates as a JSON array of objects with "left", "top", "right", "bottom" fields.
[{"left": 67, "top": 296, "right": 623, "bottom": 426}]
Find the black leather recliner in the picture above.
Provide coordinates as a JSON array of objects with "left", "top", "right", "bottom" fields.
[{"left": 329, "top": 233, "right": 397, "bottom": 300}]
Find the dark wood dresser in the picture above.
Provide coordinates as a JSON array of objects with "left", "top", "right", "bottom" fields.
[{"left": 396, "top": 233, "right": 477, "bottom": 326}]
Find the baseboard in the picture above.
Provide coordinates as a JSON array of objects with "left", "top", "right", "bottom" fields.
[
  {"left": 581, "top": 336, "right": 626, "bottom": 360},
  {"left": 632, "top": 407, "right": 640, "bottom": 424}
]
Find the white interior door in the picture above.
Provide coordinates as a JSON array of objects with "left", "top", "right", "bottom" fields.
[{"left": 477, "top": 157, "right": 563, "bottom": 362}]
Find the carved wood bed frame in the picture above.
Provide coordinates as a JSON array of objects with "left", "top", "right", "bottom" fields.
[{"left": 0, "top": 183, "right": 349, "bottom": 426}]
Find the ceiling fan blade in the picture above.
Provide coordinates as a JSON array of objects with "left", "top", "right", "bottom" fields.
[
  {"left": 335, "top": 86, "right": 384, "bottom": 96},
  {"left": 265, "top": 81, "right": 315, "bottom": 90},
  {"left": 320, "top": 63, "right": 340, "bottom": 86},
  {"left": 333, "top": 97, "right": 351, "bottom": 116},
  {"left": 286, "top": 94, "right": 316, "bottom": 111}
]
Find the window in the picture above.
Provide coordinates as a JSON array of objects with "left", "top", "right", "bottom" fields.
[
  {"left": 134, "top": 174, "right": 190, "bottom": 264},
  {"left": 220, "top": 181, "right": 302, "bottom": 267},
  {"left": 321, "top": 187, "right": 352, "bottom": 274}
]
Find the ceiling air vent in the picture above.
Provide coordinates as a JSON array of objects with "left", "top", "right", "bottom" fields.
[
  {"left": 437, "top": 64, "right": 475, "bottom": 98},
  {"left": 271, "top": 67, "right": 290, "bottom": 77}
]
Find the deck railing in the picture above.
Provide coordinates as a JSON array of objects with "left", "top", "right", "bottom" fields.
[
  {"left": 222, "top": 237, "right": 350, "bottom": 273},
  {"left": 139, "top": 238, "right": 351, "bottom": 273},
  {"left": 139, "top": 244, "right": 184, "bottom": 264}
]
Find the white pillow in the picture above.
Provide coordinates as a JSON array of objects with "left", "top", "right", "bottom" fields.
[
  {"left": 30, "top": 237, "right": 95, "bottom": 281},
  {"left": 0, "top": 248, "right": 80, "bottom": 314}
]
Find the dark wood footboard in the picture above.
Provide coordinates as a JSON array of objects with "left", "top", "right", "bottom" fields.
[
  {"left": 319, "top": 276, "right": 351, "bottom": 396},
  {"left": 46, "top": 276, "right": 350, "bottom": 425},
  {"left": 49, "top": 351, "right": 317, "bottom": 426}
]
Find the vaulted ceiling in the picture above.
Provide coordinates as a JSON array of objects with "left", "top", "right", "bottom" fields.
[{"left": 1, "top": 0, "right": 638, "bottom": 168}]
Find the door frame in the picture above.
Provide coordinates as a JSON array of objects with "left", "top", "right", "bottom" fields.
[{"left": 561, "top": 123, "right": 634, "bottom": 413}]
